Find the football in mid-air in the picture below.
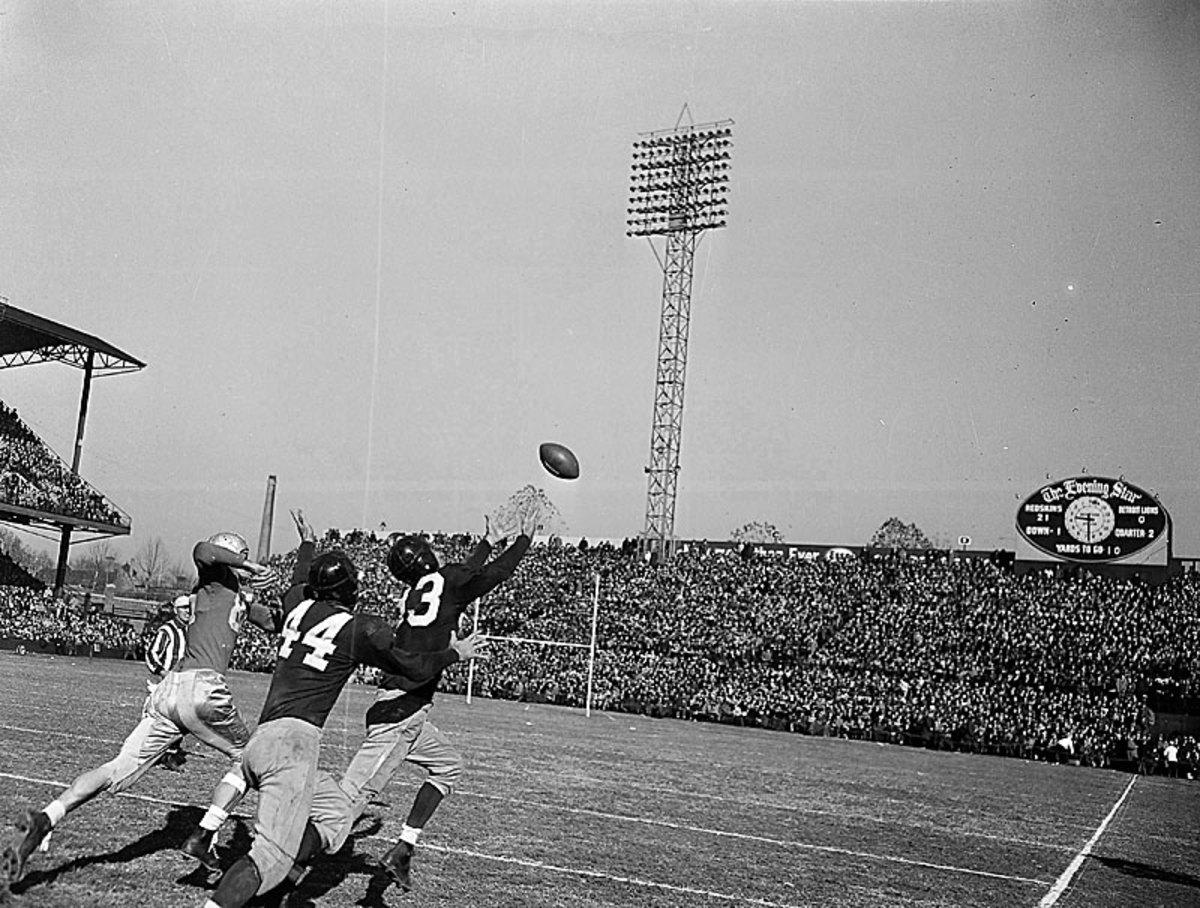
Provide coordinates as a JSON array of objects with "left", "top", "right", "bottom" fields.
[{"left": 538, "top": 442, "right": 579, "bottom": 480}]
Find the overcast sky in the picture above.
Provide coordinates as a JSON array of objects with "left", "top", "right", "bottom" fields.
[{"left": 2, "top": 0, "right": 1198, "bottom": 566}]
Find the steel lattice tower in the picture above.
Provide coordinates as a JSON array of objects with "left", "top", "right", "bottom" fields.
[{"left": 627, "top": 116, "right": 733, "bottom": 563}]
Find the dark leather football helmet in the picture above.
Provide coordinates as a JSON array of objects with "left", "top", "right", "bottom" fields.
[
  {"left": 387, "top": 534, "right": 439, "bottom": 584},
  {"left": 307, "top": 550, "right": 358, "bottom": 606}
]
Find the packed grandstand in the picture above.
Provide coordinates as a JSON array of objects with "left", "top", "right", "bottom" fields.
[
  {"left": 0, "top": 401, "right": 129, "bottom": 530},
  {"left": 1, "top": 527, "right": 1197, "bottom": 780}
]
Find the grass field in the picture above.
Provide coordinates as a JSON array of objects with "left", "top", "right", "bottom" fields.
[{"left": 1, "top": 652, "right": 1197, "bottom": 908}]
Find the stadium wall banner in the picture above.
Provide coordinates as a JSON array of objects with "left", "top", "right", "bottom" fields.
[{"left": 1015, "top": 476, "right": 1168, "bottom": 563}]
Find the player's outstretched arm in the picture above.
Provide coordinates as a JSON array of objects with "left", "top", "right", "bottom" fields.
[
  {"left": 246, "top": 511, "right": 317, "bottom": 632},
  {"left": 364, "top": 618, "right": 465, "bottom": 684},
  {"left": 516, "top": 498, "right": 543, "bottom": 538},
  {"left": 483, "top": 514, "right": 498, "bottom": 547},
  {"left": 463, "top": 519, "right": 494, "bottom": 572},
  {"left": 450, "top": 630, "right": 491, "bottom": 662},
  {"left": 462, "top": 524, "right": 533, "bottom": 601},
  {"left": 287, "top": 508, "right": 318, "bottom": 586},
  {"left": 291, "top": 508, "right": 317, "bottom": 545}
]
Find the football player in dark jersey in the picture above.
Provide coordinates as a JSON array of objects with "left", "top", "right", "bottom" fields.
[
  {"left": 331, "top": 501, "right": 539, "bottom": 891},
  {"left": 3, "top": 529, "right": 280, "bottom": 888},
  {"left": 201, "top": 542, "right": 488, "bottom": 908}
]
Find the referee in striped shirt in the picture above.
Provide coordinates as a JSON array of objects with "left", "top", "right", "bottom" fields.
[{"left": 145, "top": 594, "right": 194, "bottom": 771}]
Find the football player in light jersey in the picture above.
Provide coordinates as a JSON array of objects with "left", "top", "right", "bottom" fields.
[
  {"left": 201, "top": 541, "right": 488, "bottom": 908},
  {"left": 176, "top": 513, "right": 314, "bottom": 867},
  {"left": 2, "top": 529, "right": 282, "bottom": 887},
  {"left": 320, "top": 500, "right": 539, "bottom": 892}
]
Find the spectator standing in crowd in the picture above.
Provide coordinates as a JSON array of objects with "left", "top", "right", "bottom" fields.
[
  {"left": 2, "top": 529, "right": 279, "bottom": 886},
  {"left": 200, "top": 538, "right": 488, "bottom": 908},
  {"left": 1163, "top": 738, "right": 1179, "bottom": 778}
]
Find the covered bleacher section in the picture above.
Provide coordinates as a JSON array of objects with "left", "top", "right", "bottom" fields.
[{"left": 0, "top": 299, "right": 144, "bottom": 591}]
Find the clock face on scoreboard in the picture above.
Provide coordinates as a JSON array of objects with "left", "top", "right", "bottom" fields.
[
  {"left": 1015, "top": 476, "right": 1168, "bottom": 563},
  {"left": 1063, "top": 496, "right": 1115, "bottom": 543}
]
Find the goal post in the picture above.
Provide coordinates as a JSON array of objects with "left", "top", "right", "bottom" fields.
[{"left": 466, "top": 571, "right": 602, "bottom": 716}]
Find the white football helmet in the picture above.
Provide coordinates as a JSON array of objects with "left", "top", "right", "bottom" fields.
[{"left": 207, "top": 531, "right": 250, "bottom": 559}]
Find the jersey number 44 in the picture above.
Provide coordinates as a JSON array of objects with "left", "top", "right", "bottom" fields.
[{"left": 277, "top": 601, "right": 353, "bottom": 671}]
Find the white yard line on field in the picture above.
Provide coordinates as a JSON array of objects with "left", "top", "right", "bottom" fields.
[
  {"left": 458, "top": 788, "right": 1051, "bottom": 885},
  {"left": 1036, "top": 775, "right": 1137, "bottom": 907},
  {"left": 0, "top": 770, "right": 799, "bottom": 908},
  {"left": 0, "top": 720, "right": 1080, "bottom": 853},
  {"left": 421, "top": 842, "right": 812, "bottom": 908},
  {"left": 463, "top": 765, "right": 1081, "bottom": 851},
  {"left": 0, "top": 767, "right": 1049, "bottom": 889}
]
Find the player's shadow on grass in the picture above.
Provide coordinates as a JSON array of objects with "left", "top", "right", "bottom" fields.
[
  {"left": 1093, "top": 855, "right": 1200, "bottom": 889},
  {"left": 12, "top": 806, "right": 212, "bottom": 896},
  {"left": 265, "top": 815, "right": 398, "bottom": 908}
]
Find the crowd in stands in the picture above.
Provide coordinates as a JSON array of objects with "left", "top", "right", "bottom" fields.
[
  {"left": 0, "top": 401, "right": 130, "bottom": 528},
  {"left": 1, "top": 528, "right": 1199, "bottom": 780},
  {"left": 0, "top": 585, "right": 140, "bottom": 659}
]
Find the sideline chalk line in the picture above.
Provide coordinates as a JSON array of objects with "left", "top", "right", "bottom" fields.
[{"left": 1037, "top": 774, "right": 1137, "bottom": 907}]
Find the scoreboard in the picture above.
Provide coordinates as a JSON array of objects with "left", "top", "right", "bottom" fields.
[{"left": 1015, "top": 476, "right": 1168, "bottom": 563}]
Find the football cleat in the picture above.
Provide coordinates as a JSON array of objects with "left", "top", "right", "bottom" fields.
[
  {"left": 3, "top": 809, "right": 51, "bottom": 885},
  {"left": 157, "top": 746, "right": 188, "bottom": 773},
  {"left": 378, "top": 840, "right": 414, "bottom": 891},
  {"left": 178, "top": 827, "right": 220, "bottom": 872}
]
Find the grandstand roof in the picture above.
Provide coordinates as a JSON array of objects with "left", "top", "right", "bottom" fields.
[{"left": 0, "top": 301, "right": 145, "bottom": 375}]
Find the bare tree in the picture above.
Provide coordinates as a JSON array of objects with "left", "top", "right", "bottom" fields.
[
  {"left": 730, "top": 521, "right": 784, "bottom": 544},
  {"left": 490, "top": 485, "right": 567, "bottom": 537},
  {"left": 168, "top": 557, "right": 193, "bottom": 590},
  {"left": 132, "top": 536, "right": 173, "bottom": 587},
  {"left": 869, "top": 517, "right": 932, "bottom": 550},
  {"left": 71, "top": 540, "right": 120, "bottom": 590}
]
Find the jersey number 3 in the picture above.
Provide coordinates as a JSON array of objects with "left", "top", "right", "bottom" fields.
[
  {"left": 406, "top": 574, "right": 444, "bottom": 628},
  {"left": 278, "top": 601, "right": 353, "bottom": 671}
]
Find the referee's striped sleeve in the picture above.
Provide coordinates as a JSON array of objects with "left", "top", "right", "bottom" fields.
[{"left": 146, "top": 623, "right": 185, "bottom": 675}]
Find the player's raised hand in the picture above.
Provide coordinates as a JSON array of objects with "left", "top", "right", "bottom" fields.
[
  {"left": 488, "top": 506, "right": 519, "bottom": 543},
  {"left": 484, "top": 513, "right": 505, "bottom": 547},
  {"left": 517, "top": 498, "right": 542, "bottom": 538},
  {"left": 291, "top": 508, "right": 316, "bottom": 543},
  {"left": 450, "top": 630, "right": 491, "bottom": 662}
]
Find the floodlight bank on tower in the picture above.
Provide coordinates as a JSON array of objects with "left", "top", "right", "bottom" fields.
[
  {"left": 626, "top": 117, "right": 733, "bottom": 564},
  {"left": 626, "top": 122, "right": 733, "bottom": 237}
]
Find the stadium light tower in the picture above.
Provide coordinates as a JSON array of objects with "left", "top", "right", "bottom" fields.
[{"left": 627, "top": 113, "right": 733, "bottom": 564}]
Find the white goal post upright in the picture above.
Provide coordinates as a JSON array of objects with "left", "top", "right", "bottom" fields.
[
  {"left": 466, "top": 571, "right": 602, "bottom": 716},
  {"left": 585, "top": 569, "right": 600, "bottom": 716}
]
